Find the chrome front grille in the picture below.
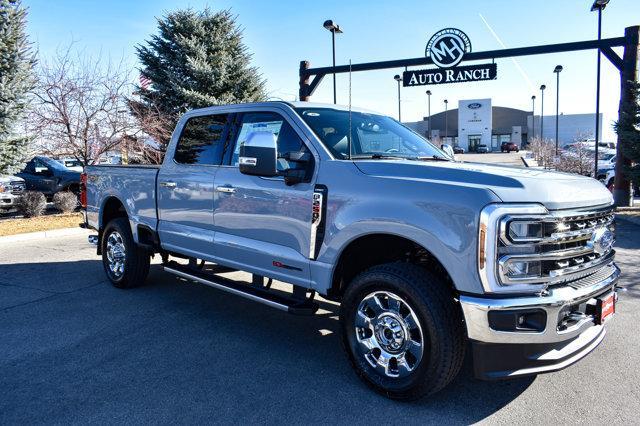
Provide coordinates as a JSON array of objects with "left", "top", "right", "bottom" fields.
[
  {"left": 9, "top": 181, "right": 25, "bottom": 195},
  {"left": 497, "top": 207, "right": 615, "bottom": 286}
]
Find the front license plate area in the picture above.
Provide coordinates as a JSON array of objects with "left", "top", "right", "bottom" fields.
[{"left": 596, "top": 292, "right": 616, "bottom": 325}]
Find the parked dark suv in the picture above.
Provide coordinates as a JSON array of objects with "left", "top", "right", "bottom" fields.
[
  {"left": 501, "top": 142, "right": 519, "bottom": 153},
  {"left": 17, "top": 156, "right": 82, "bottom": 198}
]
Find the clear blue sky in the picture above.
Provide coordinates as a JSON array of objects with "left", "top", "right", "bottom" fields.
[{"left": 25, "top": 0, "right": 640, "bottom": 141}]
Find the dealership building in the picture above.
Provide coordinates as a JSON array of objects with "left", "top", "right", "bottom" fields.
[{"left": 405, "top": 98, "right": 602, "bottom": 152}]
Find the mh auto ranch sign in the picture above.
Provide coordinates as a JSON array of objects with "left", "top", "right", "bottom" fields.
[{"left": 403, "top": 28, "right": 498, "bottom": 87}]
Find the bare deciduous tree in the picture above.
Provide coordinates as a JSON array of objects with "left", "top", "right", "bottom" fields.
[
  {"left": 29, "top": 45, "right": 134, "bottom": 164},
  {"left": 557, "top": 134, "right": 596, "bottom": 177},
  {"left": 528, "top": 137, "right": 556, "bottom": 169},
  {"left": 127, "top": 99, "right": 175, "bottom": 164}
]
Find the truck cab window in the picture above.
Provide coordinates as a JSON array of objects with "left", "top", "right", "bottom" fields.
[
  {"left": 231, "top": 112, "right": 308, "bottom": 171},
  {"left": 174, "top": 114, "right": 229, "bottom": 165}
]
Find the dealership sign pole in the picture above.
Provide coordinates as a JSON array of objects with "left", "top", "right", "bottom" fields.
[{"left": 300, "top": 25, "right": 639, "bottom": 206}]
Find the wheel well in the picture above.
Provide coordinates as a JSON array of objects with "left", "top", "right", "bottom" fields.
[
  {"left": 66, "top": 183, "right": 80, "bottom": 193},
  {"left": 328, "top": 234, "right": 454, "bottom": 301},
  {"left": 101, "top": 197, "right": 127, "bottom": 229}
]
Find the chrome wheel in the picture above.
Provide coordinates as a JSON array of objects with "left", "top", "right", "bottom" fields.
[
  {"left": 354, "top": 291, "right": 424, "bottom": 378},
  {"left": 105, "top": 231, "right": 126, "bottom": 279}
]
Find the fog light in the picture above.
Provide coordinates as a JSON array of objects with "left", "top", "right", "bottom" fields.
[
  {"left": 488, "top": 309, "right": 547, "bottom": 332},
  {"left": 505, "top": 260, "right": 541, "bottom": 278}
]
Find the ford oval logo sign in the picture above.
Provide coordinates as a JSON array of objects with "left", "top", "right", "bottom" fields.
[
  {"left": 468, "top": 103, "right": 482, "bottom": 109},
  {"left": 588, "top": 227, "right": 615, "bottom": 255}
]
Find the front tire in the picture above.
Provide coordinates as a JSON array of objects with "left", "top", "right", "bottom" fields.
[
  {"left": 340, "top": 263, "right": 465, "bottom": 400},
  {"left": 101, "top": 217, "right": 150, "bottom": 288}
]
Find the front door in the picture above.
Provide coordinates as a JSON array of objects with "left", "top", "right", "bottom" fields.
[
  {"left": 17, "top": 158, "right": 57, "bottom": 194},
  {"left": 212, "top": 110, "right": 316, "bottom": 286},
  {"left": 468, "top": 135, "right": 482, "bottom": 152},
  {"left": 157, "top": 112, "right": 231, "bottom": 259}
]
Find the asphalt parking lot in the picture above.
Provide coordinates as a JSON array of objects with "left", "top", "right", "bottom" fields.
[{"left": 1, "top": 219, "right": 639, "bottom": 424}]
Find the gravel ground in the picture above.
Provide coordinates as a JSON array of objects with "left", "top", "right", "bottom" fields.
[{"left": 0, "top": 219, "right": 638, "bottom": 424}]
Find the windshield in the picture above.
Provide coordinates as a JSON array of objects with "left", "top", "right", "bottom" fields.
[
  {"left": 600, "top": 153, "right": 615, "bottom": 161},
  {"left": 295, "top": 107, "right": 446, "bottom": 160},
  {"left": 41, "top": 157, "right": 70, "bottom": 172},
  {"left": 63, "top": 159, "right": 82, "bottom": 167}
]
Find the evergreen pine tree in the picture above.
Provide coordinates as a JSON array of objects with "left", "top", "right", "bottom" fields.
[
  {"left": 131, "top": 8, "right": 266, "bottom": 158},
  {"left": 0, "top": 0, "right": 35, "bottom": 174},
  {"left": 614, "top": 80, "right": 640, "bottom": 189}
]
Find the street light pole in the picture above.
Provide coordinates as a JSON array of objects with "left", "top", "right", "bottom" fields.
[
  {"left": 591, "top": 0, "right": 610, "bottom": 175},
  {"left": 540, "top": 85, "right": 546, "bottom": 140},
  {"left": 323, "top": 20, "right": 343, "bottom": 104},
  {"left": 393, "top": 75, "right": 402, "bottom": 121},
  {"left": 554, "top": 65, "right": 563, "bottom": 156},
  {"left": 426, "top": 90, "right": 432, "bottom": 138},
  {"left": 531, "top": 95, "right": 536, "bottom": 140},
  {"left": 444, "top": 99, "right": 448, "bottom": 141}
]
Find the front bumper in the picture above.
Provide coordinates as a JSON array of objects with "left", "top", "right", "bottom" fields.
[
  {"left": 460, "top": 262, "right": 620, "bottom": 380},
  {"left": 0, "top": 193, "right": 20, "bottom": 208}
]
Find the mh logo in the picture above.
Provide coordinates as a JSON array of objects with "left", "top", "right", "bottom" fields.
[{"left": 426, "top": 28, "right": 472, "bottom": 69}]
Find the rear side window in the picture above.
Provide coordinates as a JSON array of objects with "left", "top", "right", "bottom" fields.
[{"left": 174, "top": 114, "right": 229, "bottom": 165}]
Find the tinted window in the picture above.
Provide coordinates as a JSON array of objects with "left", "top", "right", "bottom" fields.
[
  {"left": 174, "top": 114, "right": 229, "bottom": 165},
  {"left": 231, "top": 112, "right": 308, "bottom": 171}
]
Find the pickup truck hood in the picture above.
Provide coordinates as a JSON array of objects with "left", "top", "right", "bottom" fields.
[
  {"left": 355, "top": 160, "right": 613, "bottom": 210},
  {"left": 0, "top": 175, "right": 24, "bottom": 183}
]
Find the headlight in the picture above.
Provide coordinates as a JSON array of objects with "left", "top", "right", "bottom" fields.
[
  {"left": 478, "top": 203, "right": 549, "bottom": 294},
  {"left": 508, "top": 220, "right": 543, "bottom": 242},
  {"left": 0, "top": 184, "right": 7, "bottom": 193}
]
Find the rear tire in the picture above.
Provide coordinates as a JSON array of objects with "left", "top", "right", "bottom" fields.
[
  {"left": 340, "top": 262, "right": 465, "bottom": 400},
  {"left": 101, "top": 217, "right": 150, "bottom": 288}
]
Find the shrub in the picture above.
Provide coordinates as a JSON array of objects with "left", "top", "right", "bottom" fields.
[
  {"left": 16, "top": 191, "right": 46, "bottom": 217},
  {"left": 53, "top": 191, "right": 78, "bottom": 213}
]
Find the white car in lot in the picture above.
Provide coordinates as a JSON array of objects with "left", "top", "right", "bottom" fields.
[{"left": 0, "top": 175, "right": 26, "bottom": 212}]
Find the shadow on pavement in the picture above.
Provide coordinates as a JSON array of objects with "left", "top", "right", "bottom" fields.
[{"left": 0, "top": 261, "right": 533, "bottom": 424}]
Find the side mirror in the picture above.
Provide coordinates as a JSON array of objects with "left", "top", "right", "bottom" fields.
[
  {"left": 281, "top": 151, "right": 312, "bottom": 186},
  {"left": 239, "top": 131, "right": 277, "bottom": 177}
]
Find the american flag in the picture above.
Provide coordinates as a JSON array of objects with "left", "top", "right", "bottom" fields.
[{"left": 139, "top": 74, "right": 151, "bottom": 90}]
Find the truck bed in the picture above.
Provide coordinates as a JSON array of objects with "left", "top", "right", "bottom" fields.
[{"left": 85, "top": 164, "right": 161, "bottom": 238}]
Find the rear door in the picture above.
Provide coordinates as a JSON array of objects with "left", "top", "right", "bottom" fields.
[
  {"left": 157, "top": 112, "right": 231, "bottom": 259},
  {"left": 212, "top": 110, "right": 318, "bottom": 286}
]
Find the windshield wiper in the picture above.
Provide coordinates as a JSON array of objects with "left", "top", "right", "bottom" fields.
[
  {"left": 349, "top": 154, "right": 406, "bottom": 160},
  {"left": 415, "top": 155, "right": 451, "bottom": 162}
]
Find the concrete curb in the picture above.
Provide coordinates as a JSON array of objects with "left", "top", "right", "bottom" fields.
[{"left": 0, "top": 227, "right": 91, "bottom": 243}]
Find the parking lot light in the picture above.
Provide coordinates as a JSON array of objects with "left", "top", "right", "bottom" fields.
[
  {"left": 394, "top": 75, "right": 402, "bottom": 121},
  {"left": 323, "top": 20, "right": 343, "bottom": 104},
  {"left": 553, "top": 65, "right": 563, "bottom": 155},
  {"left": 540, "top": 85, "right": 546, "bottom": 140}
]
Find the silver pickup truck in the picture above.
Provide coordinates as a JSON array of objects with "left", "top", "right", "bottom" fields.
[{"left": 82, "top": 102, "right": 619, "bottom": 400}]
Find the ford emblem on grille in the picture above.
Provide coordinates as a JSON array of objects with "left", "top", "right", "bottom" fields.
[{"left": 589, "top": 227, "right": 614, "bottom": 255}]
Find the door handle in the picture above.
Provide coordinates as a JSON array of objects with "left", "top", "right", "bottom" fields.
[
  {"left": 216, "top": 186, "right": 236, "bottom": 194},
  {"left": 159, "top": 181, "right": 177, "bottom": 188}
]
